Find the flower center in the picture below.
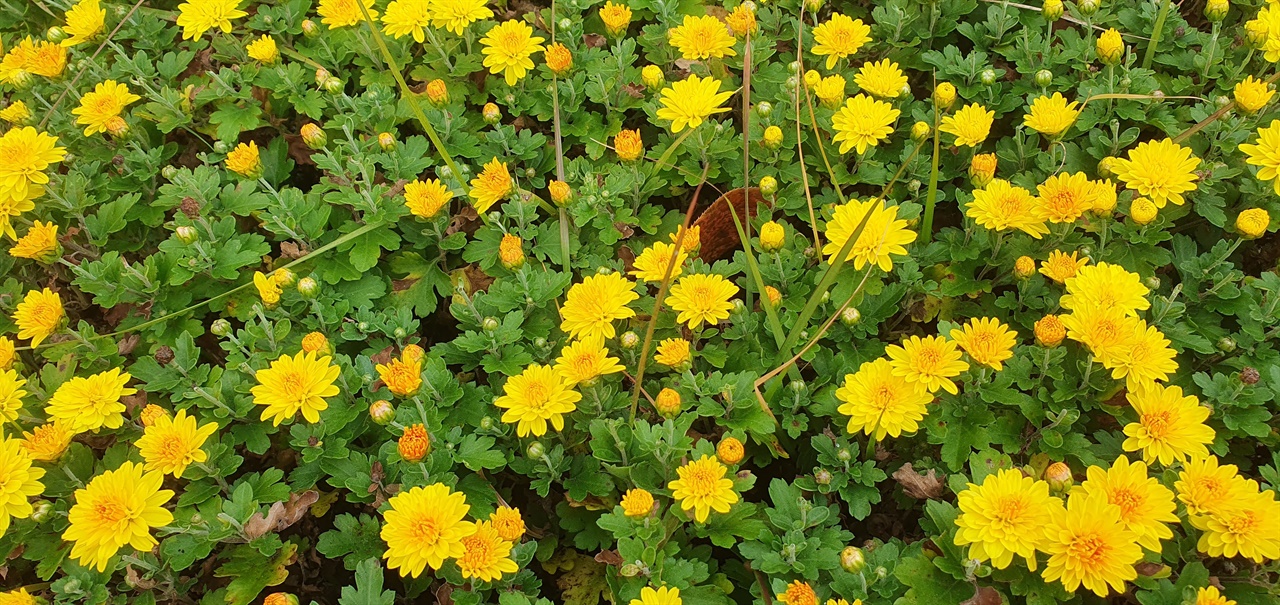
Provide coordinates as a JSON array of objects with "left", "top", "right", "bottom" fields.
[
  {"left": 460, "top": 534, "right": 494, "bottom": 567},
  {"left": 915, "top": 347, "right": 942, "bottom": 372},
  {"left": 1227, "top": 511, "right": 1258, "bottom": 535},
  {"left": 412, "top": 518, "right": 441, "bottom": 543},
  {"left": 683, "top": 466, "right": 718, "bottom": 496},
  {"left": 992, "top": 494, "right": 1027, "bottom": 526},
  {"left": 522, "top": 381, "right": 550, "bottom": 409},
  {"left": 159, "top": 435, "right": 188, "bottom": 462},
  {"left": 93, "top": 496, "right": 133, "bottom": 527},
  {"left": 1142, "top": 410, "right": 1173, "bottom": 439},
  {"left": 1068, "top": 533, "right": 1109, "bottom": 563},
  {"left": 1108, "top": 487, "right": 1141, "bottom": 517}
]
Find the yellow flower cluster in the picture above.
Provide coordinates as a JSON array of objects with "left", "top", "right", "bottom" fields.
[{"left": 381, "top": 483, "right": 521, "bottom": 580}]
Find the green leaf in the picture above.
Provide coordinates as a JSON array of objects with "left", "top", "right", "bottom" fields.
[
  {"left": 209, "top": 103, "right": 264, "bottom": 141},
  {"left": 214, "top": 542, "right": 296, "bottom": 605},
  {"left": 338, "top": 558, "right": 395, "bottom": 605},
  {"left": 317, "top": 515, "right": 386, "bottom": 571}
]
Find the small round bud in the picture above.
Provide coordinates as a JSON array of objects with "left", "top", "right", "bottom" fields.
[
  {"left": 1204, "top": 0, "right": 1227, "bottom": 23},
  {"left": 787, "top": 61, "right": 801, "bottom": 74},
  {"left": 1216, "top": 337, "right": 1237, "bottom": 353},
  {"left": 814, "top": 468, "right": 832, "bottom": 485},
  {"left": 619, "top": 564, "right": 641, "bottom": 577},
  {"left": 1078, "top": 0, "right": 1099, "bottom": 15},
  {"left": 1130, "top": 197, "right": 1158, "bottom": 225},
  {"left": 162, "top": 165, "right": 180, "bottom": 180},
  {"left": 483, "top": 103, "right": 502, "bottom": 124},
  {"left": 213, "top": 140, "right": 229, "bottom": 154},
  {"left": 558, "top": 18, "right": 572, "bottom": 30},
  {"left": 840, "top": 546, "right": 867, "bottom": 573},
  {"left": 1097, "top": 156, "right": 1118, "bottom": 178},
  {"left": 533, "top": 337, "right": 548, "bottom": 349},
  {"left": 211, "top": 319, "right": 233, "bottom": 337},
  {"left": 717, "top": 437, "right": 745, "bottom": 465},
  {"left": 1035, "top": 69, "right": 1053, "bottom": 87},
  {"left": 30, "top": 500, "right": 53, "bottom": 523},
  {"left": 1144, "top": 275, "right": 1161, "bottom": 290},
  {"left": 263, "top": 593, "right": 300, "bottom": 605},
  {"left": 759, "top": 175, "right": 778, "bottom": 196},
  {"left": 377, "top": 132, "right": 396, "bottom": 151},
  {"left": 641, "top": 65, "right": 665, "bottom": 90},
  {"left": 297, "top": 276, "right": 320, "bottom": 299},
  {"left": 1015, "top": 256, "right": 1036, "bottom": 279},
  {"left": 479, "top": 416, "right": 495, "bottom": 430},
  {"left": 1035, "top": 315, "right": 1065, "bottom": 347},
  {"left": 1097, "top": 28, "right": 1125, "bottom": 66},
  {"left": 759, "top": 221, "right": 785, "bottom": 252},
  {"left": 655, "top": 388, "right": 682, "bottom": 418},
  {"left": 176, "top": 225, "right": 199, "bottom": 244},
  {"left": 369, "top": 400, "right": 396, "bottom": 424},
  {"left": 301, "top": 332, "right": 330, "bottom": 354},
  {"left": 1044, "top": 462, "right": 1073, "bottom": 492},
  {"left": 803, "top": 70, "right": 821, "bottom": 89},
  {"left": 969, "top": 153, "right": 998, "bottom": 187},
  {"left": 397, "top": 424, "right": 431, "bottom": 461},
  {"left": 482, "top": 317, "right": 500, "bottom": 332},
  {"left": 756, "top": 101, "right": 773, "bottom": 117},
  {"left": 910, "top": 121, "right": 931, "bottom": 142},
  {"left": 301, "top": 123, "right": 327, "bottom": 149},
  {"left": 979, "top": 68, "right": 996, "bottom": 86},
  {"left": 620, "top": 331, "right": 640, "bottom": 349},
  {"left": 1043, "top": 0, "right": 1064, "bottom": 21},
  {"left": 526, "top": 441, "right": 546, "bottom": 459},
  {"left": 841, "top": 307, "right": 861, "bottom": 326},
  {"left": 323, "top": 78, "right": 344, "bottom": 93},
  {"left": 301, "top": 19, "right": 319, "bottom": 37},
  {"left": 731, "top": 299, "right": 746, "bottom": 314},
  {"left": 1247, "top": 19, "right": 1269, "bottom": 49},
  {"left": 273, "top": 267, "right": 296, "bottom": 288},
  {"left": 46, "top": 26, "right": 68, "bottom": 43},
  {"left": 761, "top": 125, "right": 783, "bottom": 149},
  {"left": 934, "top": 82, "right": 957, "bottom": 109},
  {"left": 836, "top": 448, "right": 852, "bottom": 462},
  {"left": 1240, "top": 366, "right": 1260, "bottom": 385}
]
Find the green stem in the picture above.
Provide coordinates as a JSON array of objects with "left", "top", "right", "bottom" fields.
[
  {"left": 921, "top": 100, "right": 943, "bottom": 244},
  {"left": 1142, "top": 0, "right": 1173, "bottom": 70}
]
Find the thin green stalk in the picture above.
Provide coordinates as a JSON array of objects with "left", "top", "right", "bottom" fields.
[
  {"left": 1142, "top": 0, "right": 1173, "bottom": 70},
  {"left": 921, "top": 92, "right": 943, "bottom": 243},
  {"left": 550, "top": 0, "right": 571, "bottom": 274}
]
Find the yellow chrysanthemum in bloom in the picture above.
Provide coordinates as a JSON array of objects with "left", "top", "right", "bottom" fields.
[
  {"left": 0, "top": 189, "right": 37, "bottom": 241},
  {"left": 1041, "top": 491, "right": 1142, "bottom": 597},
  {"left": 725, "top": 4, "right": 756, "bottom": 37},
  {"left": 480, "top": 20, "right": 546, "bottom": 86},
  {"left": 1190, "top": 489, "right": 1280, "bottom": 563},
  {"left": 432, "top": 0, "right": 493, "bottom": 35},
  {"left": 381, "top": 0, "right": 433, "bottom": 42},
  {"left": 0, "top": 370, "right": 24, "bottom": 424},
  {"left": 949, "top": 317, "right": 1017, "bottom": 370},
  {"left": 668, "top": 455, "right": 738, "bottom": 523},
  {"left": 376, "top": 353, "right": 422, "bottom": 398},
  {"left": 1240, "top": 119, "right": 1280, "bottom": 196},
  {"left": 62, "top": 0, "right": 106, "bottom": 46},
  {"left": 657, "top": 74, "right": 733, "bottom": 134},
  {"left": 10, "top": 221, "right": 59, "bottom": 262},
  {"left": 381, "top": 483, "right": 476, "bottom": 577},
  {"left": 835, "top": 358, "right": 932, "bottom": 440},
  {"left": 0, "top": 338, "right": 14, "bottom": 371},
  {"left": 1036, "top": 171, "right": 1095, "bottom": 224},
  {"left": 27, "top": 40, "right": 66, "bottom": 78},
  {"left": 46, "top": 367, "right": 135, "bottom": 433},
  {"left": 854, "top": 59, "right": 907, "bottom": 99},
  {"left": 615, "top": 129, "right": 644, "bottom": 162},
  {"left": 20, "top": 422, "right": 73, "bottom": 462},
  {"left": 654, "top": 337, "right": 691, "bottom": 369},
  {"left": 1091, "top": 178, "right": 1118, "bottom": 214},
  {"left": 253, "top": 270, "right": 282, "bottom": 307},
  {"left": 1023, "top": 92, "right": 1080, "bottom": 138},
  {"left": 668, "top": 14, "right": 736, "bottom": 60},
  {"left": 494, "top": 364, "right": 581, "bottom": 437},
  {"left": 1076, "top": 456, "right": 1177, "bottom": 552},
  {"left": 831, "top": 94, "right": 899, "bottom": 154},
  {"left": 954, "top": 469, "right": 1062, "bottom": 570},
  {"left": 629, "top": 586, "right": 681, "bottom": 605},
  {"left": 1237, "top": 208, "right": 1271, "bottom": 238},
  {"left": 1176, "top": 456, "right": 1251, "bottom": 518},
  {"left": 1122, "top": 383, "right": 1214, "bottom": 466},
  {"left": 1195, "top": 586, "right": 1236, "bottom": 605},
  {"left": 135, "top": 409, "right": 217, "bottom": 478},
  {"left": 1103, "top": 321, "right": 1178, "bottom": 390},
  {"left": 886, "top": 335, "right": 969, "bottom": 395},
  {"left": 0, "top": 437, "right": 44, "bottom": 537},
  {"left": 1257, "top": 6, "right": 1280, "bottom": 63},
  {"left": 318, "top": 0, "right": 377, "bottom": 28},
  {"left": 1234, "top": 76, "right": 1275, "bottom": 115},
  {"left": 13, "top": 288, "right": 63, "bottom": 348},
  {"left": 1059, "top": 262, "right": 1150, "bottom": 316},
  {"left": 176, "top": 0, "right": 247, "bottom": 40},
  {"left": 404, "top": 178, "right": 453, "bottom": 218},
  {"left": 967, "top": 179, "right": 1049, "bottom": 238},
  {"left": 469, "top": 158, "right": 512, "bottom": 212},
  {"left": 0, "top": 127, "right": 66, "bottom": 205},
  {"left": 599, "top": 1, "right": 632, "bottom": 36},
  {"left": 620, "top": 488, "right": 654, "bottom": 517},
  {"left": 456, "top": 520, "right": 519, "bottom": 582},
  {"left": 225, "top": 141, "right": 261, "bottom": 178},
  {"left": 667, "top": 273, "right": 739, "bottom": 330},
  {"left": 776, "top": 581, "right": 817, "bottom": 605},
  {"left": 246, "top": 35, "right": 278, "bottom": 64},
  {"left": 813, "top": 74, "right": 846, "bottom": 108},
  {"left": 811, "top": 13, "right": 870, "bottom": 70},
  {"left": 64, "top": 461, "right": 172, "bottom": 572},
  {"left": 73, "top": 80, "right": 141, "bottom": 137},
  {"left": 940, "top": 103, "right": 995, "bottom": 147},
  {"left": 0, "top": 101, "right": 30, "bottom": 125},
  {"left": 671, "top": 225, "right": 700, "bottom": 252},
  {"left": 1112, "top": 138, "right": 1200, "bottom": 207},
  {"left": 0, "top": 587, "right": 38, "bottom": 605},
  {"left": 1059, "top": 306, "right": 1138, "bottom": 364},
  {"left": 821, "top": 198, "right": 917, "bottom": 271},
  {"left": 554, "top": 337, "right": 624, "bottom": 387},
  {"left": 1039, "top": 250, "right": 1087, "bottom": 284},
  {"left": 631, "top": 240, "right": 687, "bottom": 282},
  {"left": 251, "top": 351, "right": 342, "bottom": 426},
  {"left": 560, "top": 272, "right": 639, "bottom": 341},
  {"left": 489, "top": 506, "right": 525, "bottom": 542}
]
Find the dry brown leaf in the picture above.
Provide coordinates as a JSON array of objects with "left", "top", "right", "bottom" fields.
[
  {"left": 892, "top": 463, "right": 945, "bottom": 500},
  {"left": 243, "top": 490, "right": 320, "bottom": 539}
]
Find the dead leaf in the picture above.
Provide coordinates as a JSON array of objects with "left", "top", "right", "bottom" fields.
[
  {"left": 961, "top": 586, "right": 1002, "bottom": 605},
  {"left": 243, "top": 490, "right": 320, "bottom": 539},
  {"left": 126, "top": 565, "right": 158, "bottom": 590},
  {"left": 117, "top": 333, "right": 140, "bottom": 356},
  {"left": 121, "top": 390, "right": 148, "bottom": 415},
  {"left": 279, "top": 241, "right": 309, "bottom": 259},
  {"left": 583, "top": 33, "right": 606, "bottom": 48},
  {"left": 594, "top": 550, "right": 624, "bottom": 566},
  {"left": 892, "top": 463, "right": 946, "bottom": 500}
]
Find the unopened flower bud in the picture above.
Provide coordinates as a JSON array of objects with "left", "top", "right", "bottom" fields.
[
  {"left": 762, "top": 125, "right": 783, "bottom": 149},
  {"left": 301, "top": 331, "right": 330, "bottom": 354},
  {"left": 301, "top": 123, "right": 326, "bottom": 149},
  {"left": 30, "top": 499, "right": 53, "bottom": 523},
  {"left": 377, "top": 132, "right": 396, "bottom": 151},
  {"left": 1078, "top": 0, "right": 1099, "bottom": 16},
  {"left": 979, "top": 68, "right": 996, "bottom": 86},
  {"left": 426, "top": 79, "right": 448, "bottom": 105},
  {"left": 140, "top": 404, "right": 169, "bottom": 427},
  {"left": 1034, "top": 69, "right": 1053, "bottom": 87},
  {"left": 1035, "top": 315, "right": 1065, "bottom": 347},
  {"left": 211, "top": 318, "right": 233, "bottom": 337},
  {"left": 1097, "top": 29, "right": 1124, "bottom": 66},
  {"left": 302, "top": 19, "right": 319, "bottom": 36},
  {"left": 841, "top": 307, "right": 861, "bottom": 326},
  {"left": 1204, "top": 0, "right": 1227, "bottom": 22},
  {"left": 910, "top": 121, "right": 931, "bottom": 142},
  {"left": 840, "top": 546, "right": 867, "bottom": 573},
  {"left": 756, "top": 101, "right": 773, "bottom": 117},
  {"left": 764, "top": 285, "right": 782, "bottom": 308},
  {"left": 526, "top": 441, "right": 545, "bottom": 459},
  {"left": 549, "top": 180, "right": 572, "bottom": 206},
  {"left": 620, "top": 331, "right": 640, "bottom": 349},
  {"left": 641, "top": 65, "right": 664, "bottom": 90},
  {"left": 1247, "top": 19, "right": 1269, "bottom": 49},
  {"left": 717, "top": 437, "right": 745, "bottom": 464},
  {"left": 398, "top": 424, "right": 431, "bottom": 461},
  {"left": 934, "top": 82, "right": 956, "bottom": 109},
  {"left": 263, "top": 593, "right": 300, "bottom": 605},
  {"left": 1240, "top": 366, "right": 1260, "bottom": 385},
  {"left": 297, "top": 276, "right": 320, "bottom": 298},
  {"left": 759, "top": 175, "right": 778, "bottom": 196},
  {"left": 1015, "top": 255, "right": 1036, "bottom": 279},
  {"left": 1042, "top": 0, "right": 1064, "bottom": 21},
  {"left": 814, "top": 468, "right": 832, "bottom": 485},
  {"left": 315, "top": 67, "right": 331, "bottom": 86},
  {"left": 46, "top": 26, "right": 68, "bottom": 43},
  {"left": 323, "top": 77, "right": 344, "bottom": 93},
  {"left": 1216, "top": 337, "right": 1237, "bottom": 353},
  {"left": 1097, "top": 156, "right": 1118, "bottom": 178},
  {"left": 655, "top": 388, "right": 682, "bottom": 418},
  {"left": 759, "top": 221, "right": 785, "bottom": 252},
  {"left": 176, "top": 225, "right": 198, "bottom": 244},
  {"left": 499, "top": 233, "right": 525, "bottom": 270},
  {"left": 369, "top": 400, "right": 396, "bottom": 425},
  {"left": 483, "top": 103, "right": 502, "bottom": 125},
  {"left": 969, "top": 153, "right": 997, "bottom": 187},
  {"left": 1130, "top": 197, "right": 1158, "bottom": 225}
]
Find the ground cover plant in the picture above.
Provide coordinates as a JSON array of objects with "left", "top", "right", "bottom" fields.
[{"left": 0, "top": 0, "right": 1278, "bottom": 603}]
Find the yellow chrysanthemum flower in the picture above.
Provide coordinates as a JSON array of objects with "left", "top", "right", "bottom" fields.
[
  {"left": 0, "top": 370, "right": 24, "bottom": 424},
  {"left": 1189, "top": 489, "right": 1280, "bottom": 563},
  {"left": 599, "top": 1, "right": 632, "bottom": 36},
  {"left": 854, "top": 59, "right": 907, "bottom": 99},
  {"left": 1059, "top": 262, "right": 1150, "bottom": 316},
  {"left": 629, "top": 586, "right": 681, "bottom": 605},
  {"left": 404, "top": 178, "right": 453, "bottom": 218},
  {"left": 13, "top": 288, "right": 63, "bottom": 348},
  {"left": 554, "top": 336, "right": 624, "bottom": 387},
  {"left": 1112, "top": 138, "right": 1200, "bottom": 207},
  {"left": 1076, "top": 456, "right": 1177, "bottom": 552},
  {"left": 27, "top": 40, "right": 66, "bottom": 78},
  {"left": 776, "top": 581, "right": 818, "bottom": 605},
  {"left": 630, "top": 240, "right": 687, "bottom": 282},
  {"left": 176, "top": 0, "right": 247, "bottom": 40},
  {"left": 668, "top": 455, "right": 738, "bottom": 523},
  {"left": 954, "top": 468, "right": 1062, "bottom": 570},
  {"left": 967, "top": 179, "right": 1049, "bottom": 238},
  {"left": 1176, "top": 456, "right": 1251, "bottom": 518},
  {"left": 1234, "top": 76, "right": 1276, "bottom": 115},
  {"left": 1036, "top": 171, "right": 1095, "bottom": 224},
  {"left": 20, "top": 422, "right": 73, "bottom": 462},
  {"left": 494, "top": 364, "right": 581, "bottom": 437},
  {"left": 620, "top": 488, "right": 654, "bottom": 517},
  {"left": 1122, "top": 383, "right": 1214, "bottom": 466},
  {"left": 376, "top": 352, "right": 422, "bottom": 398},
  {"left": 456, "top": 520, "right": 519, "bottom": 582},
  {"left": 0, "top": 587, "right": 39, "bottom": 605},
  {"left": 668, "top": 14, "right": 736, "bottom": 60},
  {"left": 381, "top": 0, "right": 433, "bottom": 42},
  {"left": 830, "top": 93, "right": 899, "bottom": 154},
  {"left": 1195, "top": 586, "right": 1236, "bottom": 605},
  {"left": 725, "top": 4, "right": 756, "bottom": 37},
  {"left": 10, "top": 221, "right": 59, "bottom": 262},
  {"left": 226, "top": 140, "right": 261, "bottom": 178},
  {"left": 813, "top": 74, "right": 846, "bottom": 108},
  {"left": 0, "top": 190, "right": 37, "bottom": 241},
  {"left": 1040, "top": 491, "right": 1142, "bottom": 597},
  {"left": 0, "top": 338, "right": 14, "bottom": 371},
  {"left": 62, "top": 0, "right": 106, "bottom": 46},
  {"left": 654, "top": 337, "right": 691, "bottom": 369},
  {"left": 667, "top": 273, "right": 739, "bottom": 330},
  {"left": 480, "top": 20, "right": 546, "bottom": 86},
  {"left": 318, "top": 0, "right": 378, "bottom": 28},
  {"left": 940, "top": 103, "right": 995, "bottom": 147},
  {"left": 1103, "top": 321, "right": 1178, "bottom": 390},
  {"left": 560, "top": 272, "right": 639, "bottom": 341},
  {"left": 251, "top": 351, "right": 342, "bottom": 426},
  {"left": 489, "top": 506, "right": 526, "bottom": 542},
  {"left": 1023, "top": 92, "right": 1080, "bottom": 138},
  {"left": 431, "top": 0, "right": 493, "bottom": 35},
  {"left": 0, "top": 437, "right": 44, "bottom": 537},
  {"left": 656, "top": 74, "right": 733, "bottom": 133},
  {"left": 0, "top": 100, "right": 31, "bottom": 125},
  {"left": 615, "top": 128, "right": 644, "bottom": 162},
  {"left": 821, "top": 198, "right": 917, "bottom": 271},
  {"left": 886, "top": 335, "right": 969, "bottom": 395},
  {"left": 1038, "top": 250, "right": 1087, "bottom": 284},
  {"left": 64, "top": 461, "right": 173, "bottom": 572},
  {"left": 381, "top": 483, "right": 476, "bottom": 577},
  {"left": 469, "top": 158, "right": 512, "bottom": 212},
  {"left": 671, "top": 225, "right": 700, "bottom": 252},
  {"left": 72, "top": 80, "right": 141, "bottom": 137},
  {"left": 46, "top": 367, "right": 135, "bottom": 433},
  {"left": 949, "top": 317, "right": 1017, "bottom": 370},
  {"left": 835, "top": 358, "right": 932, "bottom": 440},
  {"left": 245, "top": 35, "right": 278, "bottom": 64},
  {"left": 1237, "top": 207, "right": 1271, "bottom": 238},
  {"left": 0, "top": 127, "right": 66, "bottom": 206},
  {"left": 1091, "top": 178, "right": 1118, "bottom": 214},
  {"left": 253, "top": 270, "right": 282, "bottom": 308},
  {"left": 811, "top": 13, "right": 870, "bottom": 70},
  {"left": 1058, "top": 306, "right": 1138, "bottom": 364},
  {"left": 135, "top": 409, "right": 217, "bottom": 478},
  {"left": 1240, "top": 119, "right": 1280, "bottom": 196}
]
